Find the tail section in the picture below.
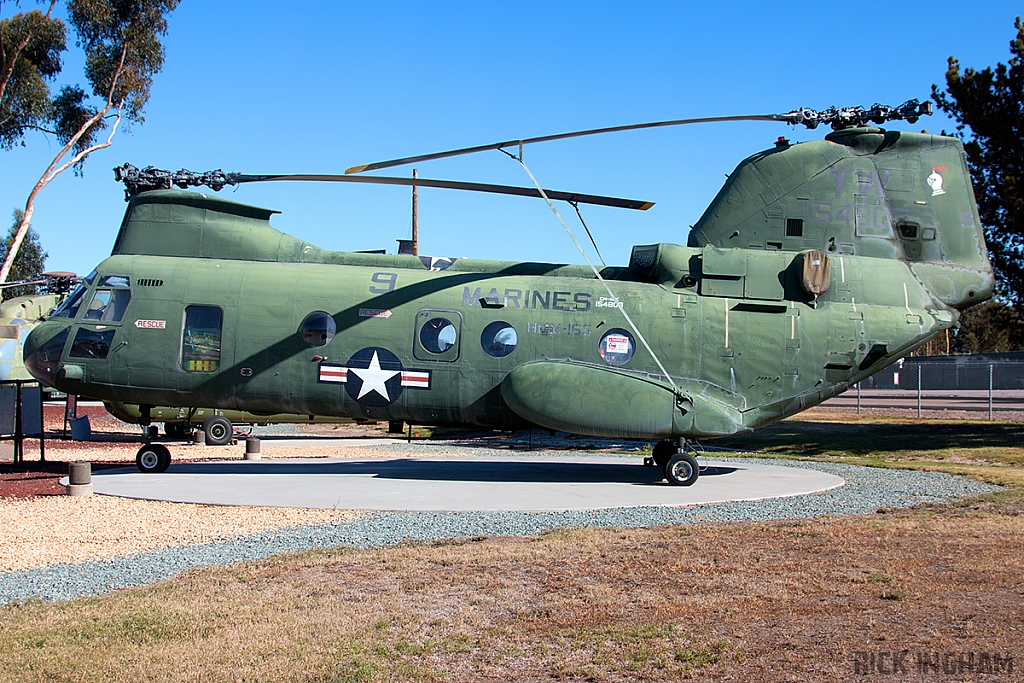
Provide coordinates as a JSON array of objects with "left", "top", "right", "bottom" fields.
[{"left": 688, "top": 127, "right": 993, "bottom": 309}]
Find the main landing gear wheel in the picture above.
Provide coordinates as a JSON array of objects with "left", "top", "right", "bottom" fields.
[
  {"left": 202, "top": 415, "right": 233, "bottom": 446},
  {"left": 664, "top": 452, "right": 700, "bottom": 487},
  {"left": 136, "top": 443, "right": 171, "bottom": 473}
]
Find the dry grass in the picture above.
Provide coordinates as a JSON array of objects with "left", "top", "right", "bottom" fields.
[
  {"left": 1, "top": 413, "right": 1022, "bottom": 682},
  {"left": 1, "top": 506, "right": 1021, "bottom": 682}
]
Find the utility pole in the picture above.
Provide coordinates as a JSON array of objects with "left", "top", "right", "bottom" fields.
[{"left": 412, "top": 168, "right": 419, "bottom": 256}]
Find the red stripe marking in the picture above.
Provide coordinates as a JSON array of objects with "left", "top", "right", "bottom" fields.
[{"left": 401, "top": 371, "right": 430, "bottom": 387}]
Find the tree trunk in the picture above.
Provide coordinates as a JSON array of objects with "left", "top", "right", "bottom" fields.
[{"left": 0, "top": 180, "right": 42, "bottom": 284}]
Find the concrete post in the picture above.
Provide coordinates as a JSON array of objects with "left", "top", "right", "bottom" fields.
[
  {"left": 66, "top": 461, "right": 92, "bottom": 496},
  {"left": 245, "top": 437, "right": 261, "bottom": 460}
]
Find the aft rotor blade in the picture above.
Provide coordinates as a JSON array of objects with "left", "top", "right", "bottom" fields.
[
  {"left": 232, "top": 174, "right": 654, "bottom": 210},
  {"left": 344, "top": 99, "right": 935, "bottom": 174},
  {"left": 345, "top": 114, "right": 779, "bottom": 174}
]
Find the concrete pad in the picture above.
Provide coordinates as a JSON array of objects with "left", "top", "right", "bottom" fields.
[{"left": 91, "top": 455, "right": 844, "bottom": 512}]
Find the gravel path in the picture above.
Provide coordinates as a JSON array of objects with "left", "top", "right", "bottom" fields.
[{"left": 0, "top": 452, "right": 997, "bottom": 604}]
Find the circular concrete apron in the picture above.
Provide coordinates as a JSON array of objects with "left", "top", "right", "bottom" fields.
[{"left": 90, "top": 454, "right": 844, "bottom": 512}]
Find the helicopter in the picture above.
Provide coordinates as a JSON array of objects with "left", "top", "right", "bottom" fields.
[{"left": 21, "top": 100, "right": 994, "bottom": 485}]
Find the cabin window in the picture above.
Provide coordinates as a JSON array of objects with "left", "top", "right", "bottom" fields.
[
  {"left": 786, "top": 218, "right": 804, "bottom": 237},
  {"left": 83, "top": 289, "right": 131, "bottom": 322},
  {"left": 0, "top": 340, "right": 14, "bottom": 380},
  {"left": 181, "top": 305, "right": 222, "bottom": 372},
  {"left": 598, "top": 328, "right": 636, "bottom": 365},
  {"left": 420, "top": 317, "right": 458, "bottom": 354},
  {"left": 69, "top": 328, "right": 116, "bottom": 359},
  {"left": 299, "top": 311, "right": 336, "bottom": 347},
  {"left": 480, "top": 321, "right": 517, "bottom": 358}
]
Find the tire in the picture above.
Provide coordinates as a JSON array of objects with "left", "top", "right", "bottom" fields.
[
  {"left": 664, "top": 452, "right": 699, "bottom": 486},
  {"left": 651, "top": 440, "right": 676, "bottom": 469},
  {"left": 164, "top": 422, "right": 193, "bottom": 439},
  {"left": 136, "top": 444, "right": 171, "bottom": 473},
  {"left": 202, "top": 415, "right": 233, "bottom": 446}
]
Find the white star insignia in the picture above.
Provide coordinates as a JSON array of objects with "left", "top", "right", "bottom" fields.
[{"left": 350, "top": 351, "right": 400, "bottom": 401}]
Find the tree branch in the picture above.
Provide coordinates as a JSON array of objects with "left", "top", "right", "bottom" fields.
[
  {"left": 0, "top": 35, "right": 129, "bottom": 284},
  {"left": 0, "top": 0, "right": 58, "bottom": 108},
  {"left": 45, "top": 102, "right": 122, "bottom": 181}
]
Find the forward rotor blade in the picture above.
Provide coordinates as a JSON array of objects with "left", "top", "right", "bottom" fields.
[
  {"left": 0, "top": 278, "right": 46, "bottom": 290},
  {"left": 345, "top": 114, "right": 779, "bottom": 174},
  {"left": 230, "top": 173, "right": 654, "bottom": 210}
]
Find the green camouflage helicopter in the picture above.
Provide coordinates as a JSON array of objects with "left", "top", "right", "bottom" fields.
[{"left": 22, "top": 100, "right": 994, "bottom": 484}]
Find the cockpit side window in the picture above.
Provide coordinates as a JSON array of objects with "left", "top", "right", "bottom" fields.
[{"left": 84, "top": 289, "right": 131, "bottom": 322}]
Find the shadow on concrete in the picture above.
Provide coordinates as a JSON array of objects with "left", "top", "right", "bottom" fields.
[{"left": 103, "top": 458, "right": 740, "bottom": 485}]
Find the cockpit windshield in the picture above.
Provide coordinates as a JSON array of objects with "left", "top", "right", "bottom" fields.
[{"left": 50, "top": 270, "right": 96, "bottom": 319}]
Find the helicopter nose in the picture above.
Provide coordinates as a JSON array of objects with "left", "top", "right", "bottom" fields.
[{"left": 24, "top": 323, "right": 71, "bottom": 388}]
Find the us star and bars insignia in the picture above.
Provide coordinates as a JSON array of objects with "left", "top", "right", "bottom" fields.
[{"left": 317, "top": 347, "right": 431, "bottom": 407}]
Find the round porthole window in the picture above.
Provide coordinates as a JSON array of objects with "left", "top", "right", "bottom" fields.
[
  {"left": 420, "top": 317, "right": 457, "bottom": 354},
  {"left": 598, "top": 328, "right": 635, "bottom": 365},
  {"left": 299, "top": 311, "right": 336, "bottom": 347},
  {"left": 480, "top": 321, "right": 517, "bottom": 357}
]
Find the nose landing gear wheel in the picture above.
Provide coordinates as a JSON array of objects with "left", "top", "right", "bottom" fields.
[
  {"left": 664, "top": 452, "right": 699, "bottom": 486},
  {"left": 136, "top": 443, "right": 171, "bottom": 473}
]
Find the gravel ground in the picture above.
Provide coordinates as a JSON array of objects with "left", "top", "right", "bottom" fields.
[
  {"left": 0, "top": 448, "right": 998, "bottom": 604},
  {"left": 0, "top": 497, "right": 363, "bottom": 572}
]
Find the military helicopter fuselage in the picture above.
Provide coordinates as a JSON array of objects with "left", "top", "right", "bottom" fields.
[{"left": 23, "top": 125, "right": 994, "bottom": 480}]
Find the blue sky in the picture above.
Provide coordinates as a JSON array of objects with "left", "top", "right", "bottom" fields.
[{"left": 1, "top": 1, "right": 1021, "bottom": 276}]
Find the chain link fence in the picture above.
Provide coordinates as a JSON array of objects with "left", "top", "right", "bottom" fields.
[
  {"left": 862, "top": 353, "right": 1024, "bottom": 391},
  {"left": 828, "top": 353, "right": 1024, "bottom": 420}
]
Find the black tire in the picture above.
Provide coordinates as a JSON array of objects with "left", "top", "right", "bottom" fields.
[
  {"left": 651, "top": 440, "right": 676, "bottom": 469},
  {"left": 664, "top": 452, "right": 699, "bottom": 486},
  {"left": 164, "top": 422, "right": 193, "bottom": 439},
  {"left": 136, "top": 444, "right": 171, "bottom": 473},
  {"left": 202, "top": 415, "right": 233, "bottom": 446},
  {"left": 146, "top": 425, "right": 158, "bottom": 439}
]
